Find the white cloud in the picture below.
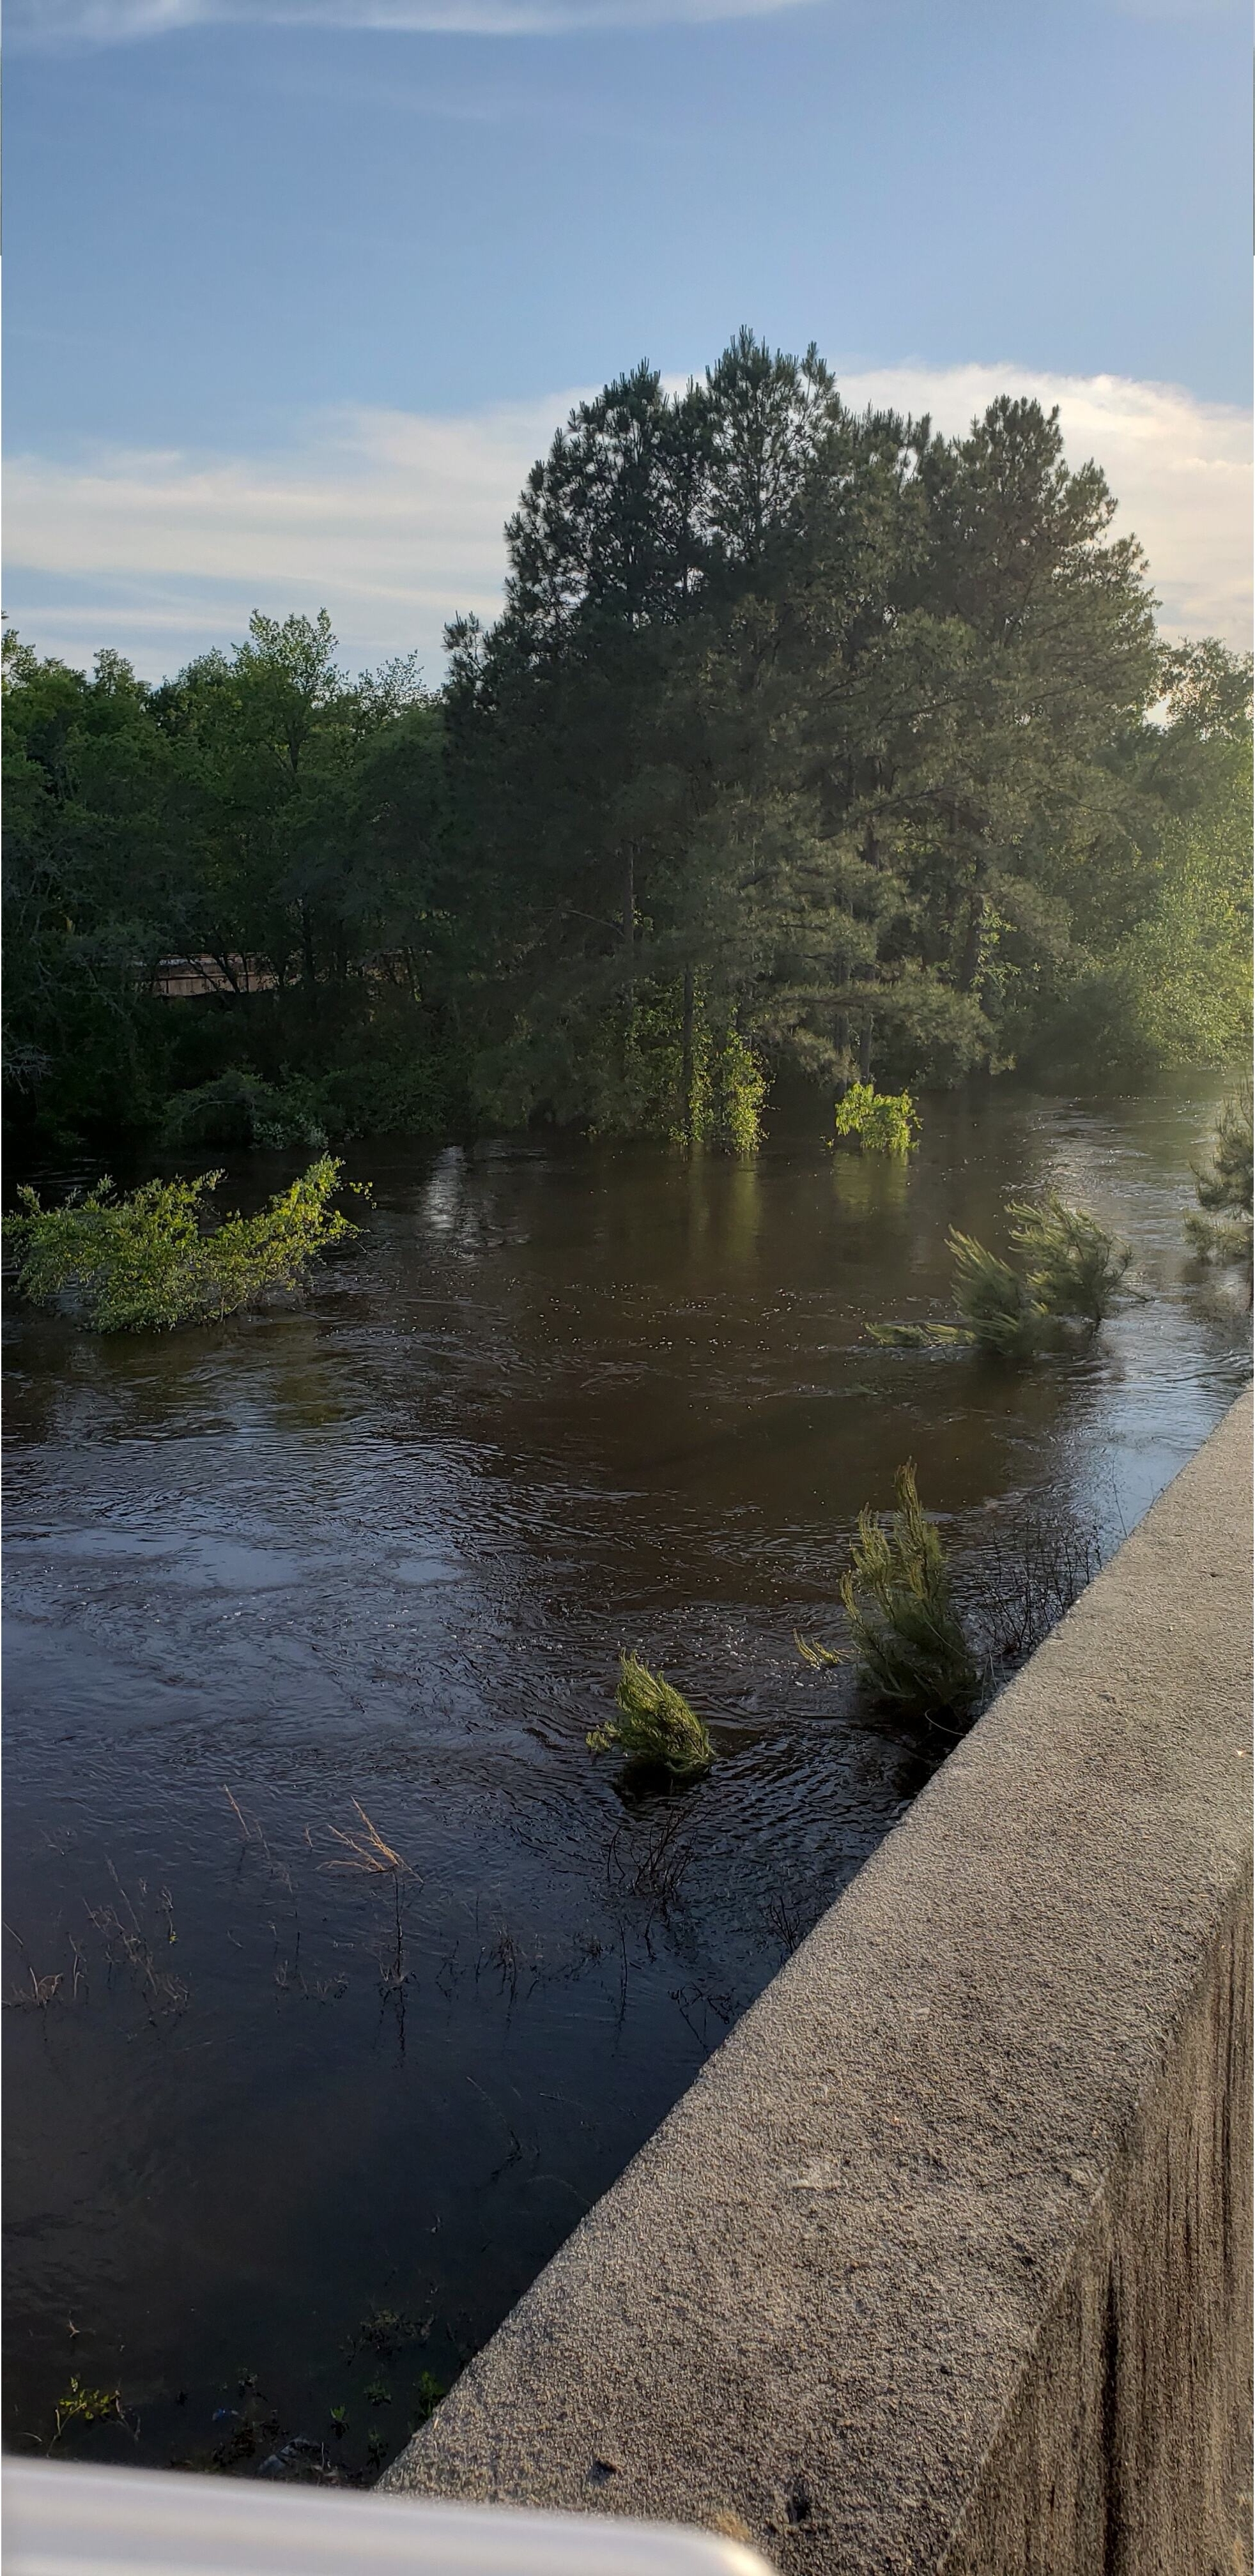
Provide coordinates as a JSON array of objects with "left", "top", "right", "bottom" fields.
[
  {"left": 840, "top": 364, "right": 1252, "bottom": 650},
  {"left": 8, "top": 0, "right": 812, "bottom": 40},
  {"left": 12, "top": 0, "right": 1241, "bottom": 35},
  {"left": 4, "top": 365, "right": 1249, "bottom": 681}
]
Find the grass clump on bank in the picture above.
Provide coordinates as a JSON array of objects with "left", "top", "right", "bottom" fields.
[
  {"left": 831, "top": 1083, "right": 921, "bottom": 1158},
  {"left": 839, "top": 1462, "right": 979, "bottom": 1725},
  {"left": 1186, "top": 1087, "right": 1252, "bottom": 1301},
  {"left": 5, "top": 1155, "right": 358, "bottom": 1332},
  {"left": 870, "top": 1195, "right": 1131, "bottom": 1356},
  {"left": 587, "top": 1654, "right": 714, "bottom": 1780}
]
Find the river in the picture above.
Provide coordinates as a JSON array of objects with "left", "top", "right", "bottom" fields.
[{"left": 3, "top": 1079, "right": 1249, "bottom": 2480}]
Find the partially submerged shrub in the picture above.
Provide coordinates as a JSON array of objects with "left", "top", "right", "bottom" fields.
[
  {"left": 870, "top": 1229, "right": 1042, "bottom": 1356},
  {"left": 161, "top": 1056, "right": 452, "bottom": 1151},
  {"left": 1185, "top": 1086, "right": 1253, "bottom": 1300},
  {"left": 1007, "top": 1193, "right": 1131, "bottom": 1327},
  {"left": 871, "top": 1200, "right": 1130, "bottom": 1356},
  {"left": 799, "top": 1487, "right": 1104, "bottom": 1729},
  {"left": 831, "top": 1082, "right": 920, "bottom": 1158},
  {"left": 839, "top": 1462, "right": 978, "bottom": 1724},
  {"left": 6, "top": 1155, "right": 358, "bottom": 1331},
  {"left": 587, "top": 1653, "right": 714, "bottom": 1779}
]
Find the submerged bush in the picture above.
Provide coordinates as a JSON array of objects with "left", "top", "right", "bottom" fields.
[
  {"left": 6, "top": 1155, "right": 358, "bottom": 1332},
  {"left": 161, "top": 1071, "right": 329, "bottom": 1152},
  {"left": 1185, "top": 1087, "right": 1253, "bottom": 1300},
  {"left": 870, "top": 1229, "right": 1042, "bottom": 1356},
  {"left": 587, "top": 1653, "right": 714, "bottom": 1779},
  {"left": 1006, "top": 1193, "right": 1131, "bottom": 1327},
  {"left": 616, "top": 979, "right": 767, "bottom": 1154},
  {"left": 798, "top": 1486, "right": 1105, "bottom": 1727},
  {"left": 839, "top": 1462, "right": 979, "bottom": 1724},
  {"left": 831, "top": 1082, "right": 920, "bottom": 1158},
  {"left": 871, "top": 1199, "right": 1130, "bottom": 1356},
  {"left": 161, "top": 1057, "right": 450, "bottom": 1153}
]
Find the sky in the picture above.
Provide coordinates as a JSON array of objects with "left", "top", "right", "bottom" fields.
[{"left": 5, "top": 0, "right": 1252, "bottom": 680}]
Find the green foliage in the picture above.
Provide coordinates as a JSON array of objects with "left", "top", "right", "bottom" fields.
[
  {"left": 840, "top": 1462, "right": 979, "bottom": 1723},
  {"left": 870, "top": 1230, "right": 1042, "bottom": 1356},
  {"left": 160, "top": 1055, "right": 450, "bottom": 1152},
  {"left": 161, "top": 1070, "right": 329, "bottom": 1151},
  {"left": 587, "top": 1653, "right": 714, "bottom": 1778},
  {"left": 5, "top": 350, "right": 1251, "bottom": 1148},
  {"left": 410, "top": 2372, "right": 446, "bottom": 2428},
  {"left": 1186, "top": 1088, "right": 1254, "bottom": 1294},
  {"left": 946, "top": 1230, "right": 1047, "bottom": 1353},
  {"left": 1007, "top": 1192, "right": 1131, "bottom": 1326},
  {"left": 6, "top": 1156, "right": 357, "bottom": 1333},
  {"left": 831, "top": 1082, "right": 920, "bottom": 1157},
  {"left": 578, "top": 977, "right": 766, "bottom": 1153},
  {"left": 53, "top": 2379, "right": 123, "bottom": 2439},
  {"left": 793, "top": 1629, "right": 842, "bottom": 1669},
  {"left": 872, "top": 1200, "right": 1130, "bottom": 1355}
]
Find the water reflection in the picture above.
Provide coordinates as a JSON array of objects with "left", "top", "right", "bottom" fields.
[{"left": 3, "top": 1080, "right": 1248, "bottom": 2482}]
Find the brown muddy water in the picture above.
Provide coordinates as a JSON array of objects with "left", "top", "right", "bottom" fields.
[{"left": 3, "top": 1081, "right": 1249, "bottom": 2483}]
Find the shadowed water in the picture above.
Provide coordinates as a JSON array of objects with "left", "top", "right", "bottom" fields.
[{"left": 3, "top": 1081, "right": 1249, "bottom": 2480}]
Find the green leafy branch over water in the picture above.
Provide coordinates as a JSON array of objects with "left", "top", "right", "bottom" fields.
[{"left": 5, "top": 1155, "right": 360, "bottom": 1333}]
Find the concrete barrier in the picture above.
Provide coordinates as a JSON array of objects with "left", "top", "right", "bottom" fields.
[{"left": 383, "top": 1391, "right": 1253, "bottom": 2574}]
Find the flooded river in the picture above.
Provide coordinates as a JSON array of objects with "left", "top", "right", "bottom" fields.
[{"left": 3, "top": 1080, "right": 1248, "bottom": 2480}]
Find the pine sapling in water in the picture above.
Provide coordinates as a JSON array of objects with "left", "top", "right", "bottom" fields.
[
  {"left": 587, "top": 1654, "right": 714, "bottom": 1779},
  {"left": 840, "top": 1462, "right": 978, "bottom": 1724}
]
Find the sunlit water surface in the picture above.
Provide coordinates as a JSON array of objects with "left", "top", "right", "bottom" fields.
[{"left": 4, "top": 1082, "right": 1249, "bottom": 2478}]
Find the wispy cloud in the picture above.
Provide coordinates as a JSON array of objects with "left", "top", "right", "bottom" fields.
[
  {"left": 12, "top": 0, "right": 1240, "bottom": 40},
  {"left": 8, "top": 0, "right": 814, "bottom": 43},
  {"left": 5, "top": 365, "right": 1249, "bottom": 680}
]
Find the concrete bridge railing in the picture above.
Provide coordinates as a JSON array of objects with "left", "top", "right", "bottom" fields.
[{"left": 383, "top": 1390, "right": 1253, "bottom": 2575}]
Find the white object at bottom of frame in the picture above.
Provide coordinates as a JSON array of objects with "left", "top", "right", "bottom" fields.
[{"left": 2, "top": 2459, "right": 773, "bottom": 2576}]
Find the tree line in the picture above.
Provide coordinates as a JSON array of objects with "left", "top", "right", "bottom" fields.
[{"left": 5, "top": 330, "right": 1251, "bottom": 1150}]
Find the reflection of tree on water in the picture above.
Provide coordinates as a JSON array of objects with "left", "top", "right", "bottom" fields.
[
  {"left": 829, "top": 1146, "right": 912, "bottom": 1224},
  {"left": 4, "top": 1085, "right": 1248, "bottom": 2483}
]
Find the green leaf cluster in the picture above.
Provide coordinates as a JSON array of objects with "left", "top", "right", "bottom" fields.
[
  {"left": 5, "top": 1155, "right": 357, "bottom": 1333},
  {"left": 831, "top": 1082, "right": 920, "bottom": 1157}
]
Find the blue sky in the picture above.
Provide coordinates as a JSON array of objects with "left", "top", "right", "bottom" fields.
[{"left": 6, "top": 0, "right": 1251, "bottom": 677}]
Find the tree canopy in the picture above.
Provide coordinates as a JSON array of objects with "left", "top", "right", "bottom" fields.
[{"left": 5, "top": 333, "right": 1250, "bottom": 1150}]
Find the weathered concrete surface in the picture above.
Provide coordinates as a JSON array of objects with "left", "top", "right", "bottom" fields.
[{"left": 383, "top": 1392, "right": 1254, "bottom": 2575}]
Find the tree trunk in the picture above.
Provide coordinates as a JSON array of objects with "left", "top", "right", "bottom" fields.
[
  {"left": 681, "top": 964, "right": 696, "bottom": 1149},
  {"left": 859, "top": 1009, "right": 874, "bottom": 1082},
  {"left": 623, "top": 847, "right": 635, "bottom": 967}
]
